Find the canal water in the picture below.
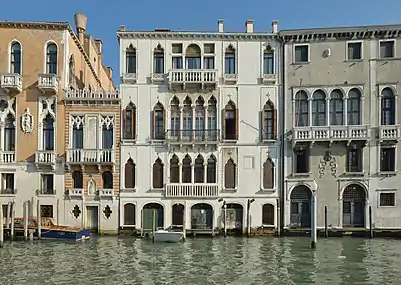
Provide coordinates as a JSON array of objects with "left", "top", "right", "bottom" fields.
[{"left": 0, "top": 237, "right": 400, "bottom": 284}]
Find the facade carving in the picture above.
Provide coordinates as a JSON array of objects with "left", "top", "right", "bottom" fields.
[{"left": 21, "top": 108, "right": 34, "bottom": 133}]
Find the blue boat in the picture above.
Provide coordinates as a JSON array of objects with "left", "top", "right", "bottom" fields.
[{"left": 14, "top": 218, "right": 90, "bottom": 241}]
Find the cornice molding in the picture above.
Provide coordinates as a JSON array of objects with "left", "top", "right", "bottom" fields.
[{"left": 0, "top": 21, "right": 69, "bottom": 30}]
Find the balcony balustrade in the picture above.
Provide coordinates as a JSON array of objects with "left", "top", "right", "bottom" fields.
[
  {"left": 0, "top": 151, "right": 15, "bottom": 163},
  {"left": 168, "top": 69, "right": 217, "bottom": 89},
  {"left": 37, "top": 74, "right": 58, "bottom": 94},
  {"left": 99, "top": 189, "right": 114, "bottom": 198},
  {"left": 66, "top": 149, "right": 115, "bottom": 165},
  {"left": 63, "top": 89, "right": 120, "bottom": 104},
  {"left": 35, "top": 150, "right": 56, "bottom": 167},
  {"left": 66, "top": 188, "right": 83, "bottom": 197},
  {"left": 0, "top": 73, "right": 22, "bottom": 93},
  {"left": 378, "top": 125, "right": 401, "bottom": 142},
  {"left": 166, "top": 129, "right": 219, "bottom": 144},
  {"left": 121, "top": 73, "right": 137, "bottom": 84},
  {"left": 165, "top": 183, "right": 218, "bottom": 198},
  {"left": 0, "top": 189, "right": 17, "bottom": 196}
]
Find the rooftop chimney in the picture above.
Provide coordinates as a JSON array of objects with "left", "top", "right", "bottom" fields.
[
  {"left": 107, "top": 67, "right": 113, "bottom": 79},
  {"left": 218, "top": 19, "right": 224, "bottom": 33},
  {"left": 120, "top": 25, "right": 126, "bottom": 32},
  {"left": 272, "top": 20, "right": 278, "bottom": 34},
  {"left": 74, "top": 13, "right": 87, "bottom": 44},
  {"left": 94, "top": 39, "right": 103, "bottom": 53},
  {"left": 245, "top": 19, "right": 254, "bottom": 33}
]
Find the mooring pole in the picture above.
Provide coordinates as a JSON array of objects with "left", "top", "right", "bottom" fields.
[
  {"left": 277, "top": 198, "right": 281, "bottom": 237},
  {"left": 324, "top": 205, "right": 328, "bottom": 238},
  {"left": 10, "top": 201, "right": 15, "bottom": 241},
  {"left": 369, "top": 205, "right": 373, "bottom": 239},
  {"left": 24, "top": 202, "right": 28, "bottom": 240},
  {"left": 0, "top": 204, "right": 4, "bottom": 248},
  {"left": 223, "top": 203, "right": 227, "bottom": 238},
  {"left": 311, "top": 193, "right": 317, "bottom": 249},
  {"left": 152, "top": 209, "right": 156, "bottom": 243},
  {"left": 37, "top": 200, "right": 41, "bottom": 239}
]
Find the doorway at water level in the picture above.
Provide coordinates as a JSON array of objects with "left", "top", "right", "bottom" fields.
[{"left": 86, "top": 206, "right": 99, "bottom": 233}]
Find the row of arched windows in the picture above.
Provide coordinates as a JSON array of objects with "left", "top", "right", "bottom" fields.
[
  {"left": 8, "top": 41, "right": 58, "bottom": 75},
  {"left": 71, "top": 170, "right": 113, "bottom": 189}
]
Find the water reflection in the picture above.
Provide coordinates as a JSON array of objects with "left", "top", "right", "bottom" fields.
[{"left": 0, "top": 237, "right": 401, "bottom": 284}]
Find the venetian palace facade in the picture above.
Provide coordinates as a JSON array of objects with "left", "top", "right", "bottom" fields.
[
  {"left": 0, "top": 14, "right": 119, "bottom": 234},
  {"left": 117, "top": 20, "right": 282, "bottom": 233}
]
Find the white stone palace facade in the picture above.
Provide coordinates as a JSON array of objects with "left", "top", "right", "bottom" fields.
[{"left": 117, "top": 20, "right": 282, "bottom": 233}]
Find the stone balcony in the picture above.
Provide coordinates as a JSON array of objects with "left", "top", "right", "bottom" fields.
[
  {"left": 262, "top": 73, "right": 276, "bottom": 84},
  {"left": 99, "top": 189, "right": 114, "bottom": 198},
  {"left": 0, "top": 73, "right": 22, "bottom": 93},
  {"left": 168, "top": 69, "right": 217, "bottom": 89},
  {"left": 151, "top": 73, "right": 166, "bottom": 83},
  {"left": 166, "top": 129, "right": 219, "bottom": 146},
  {"left": 291, "top": 125, "right": 371, "bottom": 146},
  {"left": 66, "top": 149, "right": 115, "bottom": 166},
  {"left": 222, "top": 73, "right": 238, "bottom": 84},
  {"left": 66, "top": 188, "right": 83, "bottom": 198},
  {"left": 37, "top": 74, "right": 58, "bottom": 94},
  {"left": 378, "top": 125, "right": 401, "bottom": 142},
  {"left": 63, "top": 89, "right": 120, "bottom": 105},
  {"left": 35, "top": 150, "right": 56, "bottom": 168},
  {"left": 0, "top": 151, "right": 15, "bottom": 163},
  {"left": 165, "top": 183, "right": 218, "bottom": 198}
]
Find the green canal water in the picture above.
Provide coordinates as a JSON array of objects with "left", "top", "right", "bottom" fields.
[{"left": 0, "top": 236, "right": 400, "bottom": 284}]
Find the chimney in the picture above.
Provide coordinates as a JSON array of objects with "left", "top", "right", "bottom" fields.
[
  {"left": 74, "top": 13, "right": 87, "bottom": 44},
  {"left": 245, "top": 19, "right": 254, "bottom": 33},
  {"left": 94, "top": 39, "right": 103, "bottom": 53},
  {"left": 120, "top": 25, "right": 126, "bottom": 32},
  {"left": 217, "top": 19, "right": 224, "bottom": 33},
  {"left": 272, "top": 20, "right": 278, "bottom": 34},
  {"left": 107, "top": 67, "right": 113, "bottom": 78}
]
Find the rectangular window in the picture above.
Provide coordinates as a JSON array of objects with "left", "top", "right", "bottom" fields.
[
  {"left": 172, "top": 57, "right": 183, "bottom": 69},
  {"left": 72, "top": 126, "right": 83, "bottom": 149},
  {"left": 204, "top": 57, "right": 215, "bottom": 69},
  {"left": 172, "top": 43, "right": 183, "bottom": 54},
  {"left": 41, "top": 174, "right": 54, "bottom": 194},
  {"left": 102, "top": 127, "right": 114, "bottom": 149},
  {"left": 347, "top": 42, "right": 362, "bottom": 60},
  {"left": 123, "top": 109, "right": 135, "bottom": 139},
  {"left": 380, "top": 147, "right": 396, "bottom": 172},
  {"left": 203, "top": 43, "right": 215, "bottom": 54},
  {"left": 224, "top": 53, "right": 235, "bottom": 74},
  {"left": 294, "top": 149, "right": 309, "bottom": 174},
  {"left": 380, "top": 41, "right": 395, "bottom": 58},
  {"left": 346, "top": 147, "right": 363, "bottom": 172},
  {"left": 1, "top": 173, "right": 14, "bottom": 194},
  {"left": 379, "top": 192, "right": 395, "bottom": 207},
  {"left": 263, "top": 52, "right": 274, "bottom": 74},
  {"left": 263, "top": 109, "right": 274, "bottom": 140},
  {"left": 40, "top": 205, "right": 53, "bottom": 218},
  {"left": 294, "top": 45, "right": 309, "bottom": 63},
  {"left": 154, "top": 52, "right": 164, "bottom": 74},
  {"left": 186, "top": 57, "right": 201, "bottom": 69},
  {"left": 154, "top": 110, "right": 164, "bottom": 139}
]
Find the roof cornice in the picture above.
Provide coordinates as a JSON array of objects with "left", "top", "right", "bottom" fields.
[{"left": 0, "top": 21, "right": 69, "bottom": 30}]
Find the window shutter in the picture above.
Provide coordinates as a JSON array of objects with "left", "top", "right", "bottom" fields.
[
  {"left": 235, "top": 108, "right": 239, "bottom": 140},
  {"left": 273, "top": 108, "right": 277, "bottom": 139},
  {"left": 222, "top": 109, "right": 226, "bottom": 140},
  {"left": 122, "top": 109, "right": 127, "bottom": 139}
]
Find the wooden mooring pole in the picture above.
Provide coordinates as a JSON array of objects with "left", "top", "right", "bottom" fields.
[
  {"left": 37, "top": 200, "right": 41, "bottom": 239},
  {"left": 10, "top": 201, "right": 15, "bottom": 241},
  {"left": 6, "top": 202, "right": 11, "bottom": 229},
  {"left": 324, "top": 205, "right": 328, "bottom": 238},
  {"left": 369, "top": 205, "right": 373, "bottom": 239},
  {"left": 310, "top": 193, "right": 317, "bottom": 249},
  {"left": 223, "top": 203, "right": 227, "bottom": 238},
  {"left": 24, "top": 202, "right": 28, "bottom": 240},
  {"left": 0, "top": 203, "right": 4, "bottom": 248}
]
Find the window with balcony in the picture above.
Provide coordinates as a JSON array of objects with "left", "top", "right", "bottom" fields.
[
  {"left": 312, "top": 90, "right": 326, "bottom": 126},
  {"left": 347, "top": 42, "right": 362, "bottom": 60},
  {"left": 4, "top": 114, "right": 15, "bottom": 151},
  {"left": 224, "top": 158, "right": 236, "bottom": 189},
  {"left": 10, "top": 42, "right": 21, "bottom": 74},
  {"left": 185, "top": 44, "right": 201, "bottom": 69},
  {"left": 224, "top": 45, "right": 236, "bottom": 74},
  {"left": 123, "top": 103, "right": 136, "bottom": 140},
  {"left": 294, "top": 149, "right": 309, "bottom": 174},
  {"left": 40, "top": 205, "right": 53, "bottom": 218},
  {"left": 223, "top": 100, "right": 238, "bottom": 140},
  {"left": 294, "top": 91, "right": 309, "bottom": 127},
  {"left": 152, "top": 158, "right": 164, "bottom": 188},
  {"left": 204, "top": 57, "right": 214, "bottom": 69},
  {"left": 195, "top": 97, "right": 205, "bottom": 140},
  {"left": 72, "top": 170, "right": 83, "bottom": 188},
  {"left": 263, "top": 47, "right": 274, "bottom": 74},
  {"left": 46, "top": 43, "right": 58, "bottom": 75},
  {"left": 294, "top": 45, "right": 309, "bottom": 63},
  {"left": 379, "top": 192, "right": 395, "bottom": 207},
  {"left": 346, "top": 147, "right": 363, "bottom": 173},
  {"left": 330, "top": 89, "right": 344, "bottom": 125},
  {"left": 126, "top": 45, "right": 136, "bottom": 73},
  {"left": 347, "top": 88, "right": 361, "bottom": 125},
  {"left": 41, "top": 174, "right": 54, "bottom": 194},
  {"left": 43, "top": 114, "right": 54, "bottom": 151},
  {"left": 182, "top": 155, "right": 191, "bottom": 183},
  {"left": 262, "top": 101, "right": 276, "bottom": 140},
  {"left": 124, "top": 158, "right": 136, "bottom": 189},
  {"left": 102, "top": 171, "right": 113, "bottom": 189},
  {"left": 380, "top": 41, "right": 395, "bottom": 58},
  {"left": 1, "top": 173, "right": 14, "bottom": 193},
  {"left": 262, "top": 204, "right": 274, "bottom": 225},
  {"left": 182, "top": 97, "right": 192, "bottom": 139},
  {"left": 72, "top": 121, "right": 83, "bottom": 149},
  {"left": 380, "top": 147, "right": 396, "bottom": 172},
  {"left": 194, "top": 155, "right": 204, "bottom": 183},
  {"left": 172, "top": 57, "right": 183, "bottom": 69},
  {"left": 170, "top": 96, "right": 180, "bottom": 139},
  {"left": 169, "top": 155, "right": 179, "bottom": 183},
  {"left": 207, "top": 155, "right": 216, "bottom": 183},
  {"left": 153, "top": 45, "right": 164, "bottom": 74},
  {"left": 102, "top": 120, "right": 114, "bottom": 149},
  {"left": 381, "top": 88, "right": 396, "bottom": 125},
  {"left": 208, "top": 96, "right": 217, "bottom": 140},
  {"left": 263, "top": 158, "right": 274, "bottom": 189},
  {"left": 153, "top": 102, "right": 165, "bottom": 139}
]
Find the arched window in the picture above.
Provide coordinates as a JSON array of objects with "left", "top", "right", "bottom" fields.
[
  {"left": 207, "top": 155, "right": 216, "bottom": 183},
  {"left": 330, "top": 89, "right": 344, "bottom": 125},
  {"left": 153, "top": 102, "right": 165, "bottom": 139},
  {"left": 347, "top": 88, "right": 361, "bottom": 125},
  {"left": 294, "top": 91, "right": 309, "bottom": 127},
  {"left": 224, "top": 158, "right": 236, "bottom": 189},
  {"left": 263, "top": 158, "right": 274, "bottom": 189},
  {"left": 194, "top": 155, "right": 204, "bottom": 183},
  {"left": 170, "top": 97, "right": 180, "bottom": 139},
  {"left": 72, "top": 170, "right": 83, "bottom": 189},
  {"left": 46, "top": 43, "right": 58, "bottom": 74},
  {"left": 126, "top": 45, "right": 136, "bottom": 73},
  {"left": 207, "top": 96, "right": 217, "bottom": 140},
  {"left": 263, "top": 47, "right": 274, "bottom": 75},
  {"left": 381, "top": 88, "right": 396, "bottom": 125},
  {"left": 152, "top": 158, "right": 164, "bottom": 188},
  {"left": 182, "top": 96, "right": 192, "bottom": 140},
  {"left": 123, "top": 103, "right": 136, "bottom": 139},
  {"left": 224, "top": 100, "right": 238, "bottom": 140},
  {"left": 10, "top": 42, "right": 21, "bottom": 74},
  {"left": 262, "top": 101, "right": 276, "bottom": 140},
  {"left": 102, "top": 171, "right": 113, "bottom": 189},
  {"left": 124, "top": 159, "right": 136, "bottom": 189},
  {"left": 169, "top": 155, "right": 179, "bottom": 183},
  {"left": 225, "top": 45, "right": 236, "bottom": 74},
  {"left": 153, "top": 45, "right": 164, "bottom": 74},
  {"left": 43, "top": 114, "right": 54, "bottom": 151},
  {"left": 195, "top": 97, "right": 205, "bottom": 140},
  {"left": 182, "top": 155, "right": 192, "bottom": 183},
  {"left": 312, "top": 90, "right": 326, "bottom": 126},
  {"left": 185, "top": 44, "right": 201, "bottom": 69},
  {"left": 4, "top": 114, "right": 15, "bottom": 151}
]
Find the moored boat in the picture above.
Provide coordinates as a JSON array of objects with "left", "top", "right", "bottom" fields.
[{"left": 152, "top": 228, "right": 184, "bottom": 243}]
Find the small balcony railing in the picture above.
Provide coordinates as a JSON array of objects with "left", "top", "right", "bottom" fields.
[
  {"left": 0, "top": 73, "right": 22, "bottom": 93},
  {"left": 63, "top": 89, "right": 120, "bottom": 103},
  {"left": 36, "top": 189, "right": 56, "bottom": 195},
  {"left": 66, "top": 188, "right": 83, "bottom": 197},
  {"left": 165, "top": 183, "right": 218, "bottom": 198},
  {"left": 292, "top": 125, "right": 371, "bottom": 142},
  {"left": 0, "top": 151, "right": 15, "bottom": 163},
  {"left": 37, "top": 74, "right": 58, "bottom": 94},
  {"left": 169, "top": 69, "right": 217, "bottom": 87},
  {"left": 35, "top": 150, "right": 56, "bottom": 165},
  {"left": 166, "top": 129, "right": 219, "bottom": 143},
  {"left": 378, "top": 125, "right": 401, "bottom": 141},
  {"left": 99, "top": 189, "right": 113, "bottom": 197},
  {"left": 66, "top": 149, "right": 115, "bottom": 164},
  {"left": 0, "top": 189, "right": 17, "bottom": 195}
]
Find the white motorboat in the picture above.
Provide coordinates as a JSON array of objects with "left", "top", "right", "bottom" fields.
[{"left": 152, "top": 229, "right": 184, "bottom": 243}]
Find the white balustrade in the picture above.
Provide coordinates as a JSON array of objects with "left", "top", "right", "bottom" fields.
[
  {"left": 293, "top": 125, "right": 370, "bottom": 141},
  {"left": 35, "top": 151, "right": 55, "bottom": 164},
  {"left": 66, "top": 149, "right": 115, "bottom": 164},
  {"left": 99, "top": 189, "right": 113, "bottom": 197},
  {"left": 69, "top": 188, "right": 83, "bottom": 196},
  {"left": 166, "top": 183, "right": 218, "bottom": 198},
  {"left": 0, "top": 151, "right": 15, "bottom": 163},
  {"left": 37, "top": 74, "right": 58, "bottom": 92},
  {"left": 64, "top": 89, "right": 119, "bottom": 100},
  {"left": 0, "top": 73, "right": 22, "bottom": 92},
  {"left": 169, "top": 69, "right": 217, "bottom": 83},
  {"left": 378, "top": 125, "right": 401, "bottom": 140}
]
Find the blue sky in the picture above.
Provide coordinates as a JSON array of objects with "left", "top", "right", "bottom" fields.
[{"left": 2, "top": 0, "right": 401, "bottom": 85}]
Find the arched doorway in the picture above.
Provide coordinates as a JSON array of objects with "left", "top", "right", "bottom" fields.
[
  {"left": 172, "top": 203, "right": 184, "bottom": 228},
  {"left": 191, "top": 203, "right": 213, "bottom": 230},
  {"left": 343, "top": 184, "right": 366, "bottom": 227},
  {"left": 223, "top": 203, "right": 243, "bottom": 234},
  {"left": 142, "top": 203, "right": 164, "bottom": 230},
  {"left": 290, "top": 185, "right": 312, "bottom": 227},
  {"left": 123, "top": 203, "right": 136, "bottom": 226}
]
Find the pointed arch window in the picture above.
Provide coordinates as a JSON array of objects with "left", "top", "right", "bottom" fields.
[
  {"left": 4, "top": 114, "right": 15, "bottom": 151},
  {"left": 124, "top": 158, "right": 136, "bottom": 189},
  {"left": 263, "top": 158, "right": 274, "bottom": 189},
  {"left": 72, "top": 170, "right": 83, "bottom": 189},
  {"left": 46, "top": 43, "right": 58, "bottom": 74},
  {"left": 223, "top": 100, "right": 238, "bottom": 140},
  {"left": 294, "top": 91, "right": 309, "bottom": 127},
  {"left": 10, "top": 42, "right": 21, "bottom": 74},
  {"left": 102, "top": 171, "right": 113, "bottom": 189},
  {"left": 182, "top": 97, "right": 192, "bottom": 139},
  {"left": 152, "top": 158, "right": 164, "bottom": 188},
  {"left": 170, "top": 97, "right": 180, "bottom": 139},
  {"left": 123, "top": 103, "right": 136, "bottom": 139},
  {"left": 154, "top": 45, "right": 164, "bottom": 74},
  {"left": 329, "top": 89, "right": 344, "bottom": 125},
  {"left": 153, "top": 102, "right": 165, "bottom": 139},
  {"left": 381, "top": 88, "right": 396, "bottom": 125},
  {"left": 185, "top": 44, "right": 201, "bottom": 69},
  {"left": 194, "top": 155, "right": 204, "bottom": 183},
  {"left": 262, "top": 101, "right": 276, "bottom": 140},
  {"left": 195, "top": 97, "right": 205, "bottom": 140},
  {"left": 43, "top": 114, "right": 54, "bottom": 151},
  {"left": 263, "top": 47, "right": 274, "bottom": 75},
  {"left": 207, "top": 96, "right": 217, "bottom": 140},
  {"left": 225, "top": 45, "right": 236, "bottom": 74},
  {"left": 312, "top": 90, "right": 326, "bottom": 126},
  {"left": 182, "top": 155, "right": 192, "bottom": 183},
  {"left": 224, "top": 158, "right": 236, "bottom": 189},
  {"left": 126, "top": 45, "right": 136, "bottom": 73},
  {"left": 169, "top": 155, "right": 179, "bottom": 183},
  {"left": 207, "top": 156, "right": 216, "bottom": 183},
  {"left": 347, "top": 88, "right": 361, "bottom": 125}
]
